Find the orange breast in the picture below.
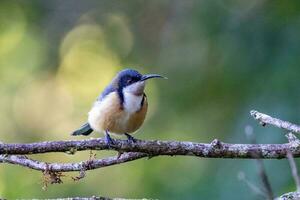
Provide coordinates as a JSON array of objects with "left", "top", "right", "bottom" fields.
[{"left": 88, "top": 92, "right": 148, "bottom": 134}]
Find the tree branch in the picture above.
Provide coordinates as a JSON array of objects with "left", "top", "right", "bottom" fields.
[
  {"left": 22, "top": 196, "right": 115, "bottom": 200},
  {"left": 1, "top": 138, "right": 300, "bottom": 159},
  {"left": 285, "top": 133, "right": 300, "bottom": 192},
  {"left": 1, "top": 110, "right": 300, "bottom": 183},
  {"left": 250, "top": 110, "right": 300, "bottom": 133},
  {"left": 276, "top": 191, "right": 300, "bottom": 200},
  {"left": 0, "top": 152, "right": 147, "bottom": 172},
  {"left": 244, "top": 125, "right": 273, "bottom": 199}
]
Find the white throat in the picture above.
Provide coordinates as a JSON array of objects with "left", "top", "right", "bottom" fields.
[
  {"left": 123, "top": 92, "right": 143, "bottom": 113},
  {"left": 122, "top": 81, "right": 145, "bottom": 113}
]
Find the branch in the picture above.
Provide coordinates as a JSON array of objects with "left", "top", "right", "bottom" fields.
[
  {"left": 286, "top": 133, "right": 300, "bottom": 192},
  {"left": 63, "top": 197, "right": 113, "bottom": 200},
  {"left": 276, "top": 191, "right": 300, "bottom": 200},
  {"left": 1, "top": 109, "right": 300, "bottom": 184},
  {"left": 250, "top": 110, "right": 300, "bottom": 133},
  {"left": 244, "top": 125, "right": 273, "bottom": 199},
  {"left": 1, "top": 138, "right": 300, "bottom": 159},
  {"left": 22, "top": 197, "right": 138, "bottom": 200},
  {"left": 26, "top": 196, "right": 118, "bottom": 200},
  {"left": 0, "top": 152, "right": 147, "bottom": 172}
]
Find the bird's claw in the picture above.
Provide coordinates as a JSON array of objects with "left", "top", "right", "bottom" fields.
[
  {"left": 105, "top": 132, "right": 115, "bottom": 147},
  {"left": 125, "top": 133, "right": 137, "bottom": 143}
]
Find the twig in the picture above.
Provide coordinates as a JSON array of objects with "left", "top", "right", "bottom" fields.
[
  {"left": 250, "top": 110, "right": 300, "bottom": 133},
  {"left": 26, "top": 197, "right": 113, "bottom": 200},
  {"left": 244, "top": 125, "right": 273, "bottom": 200},
  {"left": 285, "top": 133, "right": 300, "bottom": 192},
  {"left": 27, "top": 197, "right": 147, "bottom": 200},
  {"left": 0, "top": 152, "right": 147, "bottom": 172},
  {"left": 276, "top": 191, "right": 300, "bottom": 200},
  {"left": 64, "top": 197, "right": 112, "bottom": 200},
  {"left": 255, "top": 160, "right": 273, "bottom": 199}
]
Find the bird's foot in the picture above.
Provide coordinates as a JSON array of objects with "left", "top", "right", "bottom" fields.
[
  {"left": 105, "top": 132, "right": 115, "bottom": 147},
  {"left": 125, "top": 133, "right": 137, "bottom": 143}
]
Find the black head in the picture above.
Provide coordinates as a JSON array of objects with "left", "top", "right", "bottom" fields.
[
  {"left": 99, "top": 69, "right": 165, "bottom": 102},
  {"left": 117, "top": 68, "right": 166, "bottom": 89},
  {"left": 117, "top": 69, "right": 143, "bottom": 88},
  {"left": 111, "top": 68, "right": 166, "bottom": 105}
]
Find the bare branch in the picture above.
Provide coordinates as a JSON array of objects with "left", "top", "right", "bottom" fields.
[
  {"left": 286, "top": 133, "right": 300, "bottom": 147},
  {"left": 250, "top": 110, "right": 300, "bottom": 133},
  {"left": 1, "top": 110, "right": 300, "bottom": 177},
  {"left": 29, "top": 197, "right": 142, "bottom": 200},
  {"left": 285, "top": 133, "right": 300, "bottom": 192},
  {"left": 1, "top": 138, "right": 300, "bottom": 159},
  {"left": 0, "top": 152, "right": 147, "bottom": 172},
  {"left": 245, "top": 125, "right": 273, "bottom": 200},
  {"left": 276, "top": 191, "right": 300, "bottom": 200},
  {"left": 31, "top": 197, "right": 114, "bottom": 200},
  {"left": 67, "top": 197, "right": 113, "bottom": 200},
  {"left": 255, "top": 160, "right": 273, "bottom": 199}
]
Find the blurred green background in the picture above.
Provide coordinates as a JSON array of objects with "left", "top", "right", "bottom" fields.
[{"left": 1, "top": 0, "right": 300, "bottom": 199}]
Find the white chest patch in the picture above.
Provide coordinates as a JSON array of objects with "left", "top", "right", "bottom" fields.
[{"left": 123, "top": 92, "right": 143, "bottom": 113}]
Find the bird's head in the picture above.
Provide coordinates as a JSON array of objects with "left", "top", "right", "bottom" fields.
[{"left": 115, "top": 69, "right": 166, "bottom": 96}]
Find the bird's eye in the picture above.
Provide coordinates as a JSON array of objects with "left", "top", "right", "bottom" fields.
[{"left": 127, "top": 79, "right": 133, "bottom": 84}]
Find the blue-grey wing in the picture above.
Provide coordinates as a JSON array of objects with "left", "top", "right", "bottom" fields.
[{"left": 97, "top": 84, "right": 116, "bottom": 102}]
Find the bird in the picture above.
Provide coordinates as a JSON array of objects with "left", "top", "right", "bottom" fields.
[{"left": 71, "top": 68, "right": 166, "bottom": 145}]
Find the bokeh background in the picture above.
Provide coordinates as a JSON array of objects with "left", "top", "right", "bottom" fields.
[{"left": 1, "top": 0, "right": 300, "bottom": 199}]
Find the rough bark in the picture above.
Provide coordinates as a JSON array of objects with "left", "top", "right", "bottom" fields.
[{"left": 1, "top": 138, "right": 300, "bottom": 158}]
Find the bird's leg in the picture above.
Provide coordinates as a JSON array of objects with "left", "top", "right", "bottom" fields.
[
  {"left": 105, "top": 130, "right": 115, "bottom": 146},
  {"left": 125, "top": 133, "right": 137, "bottom": 143}
]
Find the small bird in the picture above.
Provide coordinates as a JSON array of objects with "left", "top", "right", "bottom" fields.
[{"left": 71, "top": 69, "right": 166, "bottom": 145}]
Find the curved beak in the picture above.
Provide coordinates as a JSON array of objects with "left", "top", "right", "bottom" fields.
[{"left": 141, "top": 74, "right": 167, "bottom": 81}]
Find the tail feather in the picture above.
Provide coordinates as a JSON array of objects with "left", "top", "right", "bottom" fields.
[{"left": 71, "top": 123, "right": 93, "bottom": 136}]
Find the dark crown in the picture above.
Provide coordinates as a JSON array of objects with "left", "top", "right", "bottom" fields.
[{"left": 117, "top": 69, "right": 142, "bottom": 88}]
